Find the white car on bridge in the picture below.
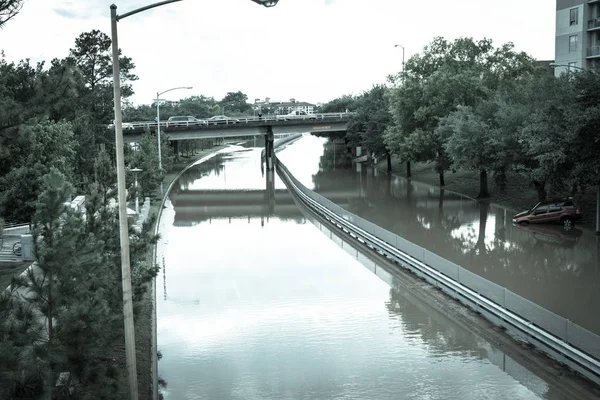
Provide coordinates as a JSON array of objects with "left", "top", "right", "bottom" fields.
[{"left": 276, "top": 110, "right": 317, "bottom": 121}]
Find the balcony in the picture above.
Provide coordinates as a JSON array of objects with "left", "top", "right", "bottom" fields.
[
  {"left": 588, "top": 18, "right": 600, "bottom": 31},
  {"left": 587, "top": 45, "right": 600, "bottom": 58}
]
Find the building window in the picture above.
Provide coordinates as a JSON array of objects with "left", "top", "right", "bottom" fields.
[
  {"left": 570, "top": 8, "right": 578, "bottom": 26},
  {"left": 569, "top": 35, "right": 578, "bottom": 52},
  {"left": 568, "top": 61, "right": 577, "bottom": 71}
]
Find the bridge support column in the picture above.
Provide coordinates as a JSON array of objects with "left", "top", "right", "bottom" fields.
[
  {"left": 265, "top": 169, "right": 275, "bottom": 215},
  {"left": 265, "top": 127, "right": 275, "bottom": 172},
  {"left": 173, "top": 141, "right": 179, "bottom": 159}
]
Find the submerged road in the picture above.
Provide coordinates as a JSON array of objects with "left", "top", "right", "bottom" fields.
[{"left": 156, "top": 143, "right": 599, "bottom": 399}]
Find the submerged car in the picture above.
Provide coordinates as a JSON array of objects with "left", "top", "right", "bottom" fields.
[{"left": 512, "top": 197, "right": 583, "bottom": 229}]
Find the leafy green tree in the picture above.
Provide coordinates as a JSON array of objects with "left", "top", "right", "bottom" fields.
[
  {"left": 130, "top": 132, "right": 174, "bottom": 198},
  {"left": 386, "top": 37, "right": 537, "bottom": 187},
  {"left": 347, "top": 85, "right": 392, "bottom": 170},
  {"left": 515, "top": 75, "right": 578, "bottom": 201},
  {"left": 0, "top": 120, "right": 76, "bottom": 222},
  {"left": 320, "top": 95, "right": 357, "bottom": 113},
  {"left": 0, "top": 0, "right": 24, "bottom": 27},
  {"left": 178, "top": 95, "right": 220, "bottom": 118},
  {"left": 442, "top": 104, "right": 501, "bottom": 198},
  {"left": 572, "top": 69, "right": 600, "bottom": 192},
  {"left": 19, "top": 169, "right": 121, "bottom": 397},
  {"left": 219, "top": 91, "right": 252, "bottom": 114},
  {"left": 0, "top": 287, "right": 44, "bottom": 399}
]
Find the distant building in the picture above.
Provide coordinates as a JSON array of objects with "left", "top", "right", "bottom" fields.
[
  {"left": 254, "top": 98, "right": 316, "bottom": 115},
  {"left": 554, "top": 0, "right": 600, "bottom": 75}
]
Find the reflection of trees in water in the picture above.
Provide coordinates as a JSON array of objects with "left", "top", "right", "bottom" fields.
[
  {"left": 313, "top": 139, "right": 353, "bottom": 185},
  {"left": 386, "top": 280, "right": 488, "bottom": 360},
  {"left": 306, "top": 146, "right": 599, "bottom": 328},
  {"left": 174, "top": 156, "right": 225, "bottom": 192}
]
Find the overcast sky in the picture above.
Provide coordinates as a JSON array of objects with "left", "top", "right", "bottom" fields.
[{"left": 2, "top": 0, "right": 555, "bottom": 107}]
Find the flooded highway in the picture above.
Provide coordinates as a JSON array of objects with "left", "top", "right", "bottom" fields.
[
  {"left": 278, "top": 136, "right": 600, "bottom": 336},
  {"left": 156, "top": 142, "right": 598, "bottom": 399}
]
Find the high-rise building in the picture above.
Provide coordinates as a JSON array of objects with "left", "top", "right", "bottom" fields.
[{"left": 555, "top": 0, "right": 600, "bottom": 75}]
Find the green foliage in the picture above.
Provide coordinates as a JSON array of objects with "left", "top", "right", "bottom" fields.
[
  {"left": 320, "top": 95, "right": 358, "bottom": 113},
  {"left": 219, "top": 91, "right": 252, "bottom": 114},
  {"left": 572, "top": 69, "right": 600, "bottom": 187},
  {"left": 0, "top": 120, "right": 76, "bottom": 222},
  {"left": 0, "top": 0, "right": 24, "bottom": 27},
  {"left": 346, "top": 85, "right": 391, "bottom": 157},
  {"left": 386, "top": 36, "right": 538, "bottom": 186}
]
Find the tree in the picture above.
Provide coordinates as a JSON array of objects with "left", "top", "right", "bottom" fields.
[
  {"left": 0, "top": 0, "right": 24, "bottom": 27},
  {"left": 572, "top": 69, "right": 600, "bottom": 191},
  {"left": 0, "top": 120, "right": 76, "bottom": 223},
  {"left": 178, "top": 95, "right": 219, "bottom": 118},
  {"left": 346, "top": 85, "right": 392, "bottom": 171},
  {"left": 320, "top": 95, "right": 357, "bottom": 113},
  {"left": 515, "top": 75, "right": 578, "bottom": 201},
  {"left": 386, "top": 37, "right": 537, "bottom": 187},
  {"left": 219, "top": 91, "right": 251, "bottom": 114},
  {"left": 442, "top": 104, "right": 501, "bottom": 198}
]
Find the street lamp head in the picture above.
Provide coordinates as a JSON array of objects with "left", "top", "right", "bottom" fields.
[{"left": 250, "top": 0, "right": 279, "bottom": 7}]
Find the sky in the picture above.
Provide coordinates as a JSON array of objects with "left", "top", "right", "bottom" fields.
[{"left": 1, "top": 0, "right": 556, "bottom": 107}]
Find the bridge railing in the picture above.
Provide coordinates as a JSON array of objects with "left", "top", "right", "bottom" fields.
[
  {"left": 275, "top": 156, "right": 600, "bottom": 386},
  {"left": 114, "top": 113, "right": 355, "bottom": 131}
]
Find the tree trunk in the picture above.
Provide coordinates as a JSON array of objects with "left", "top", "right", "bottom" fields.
[
  {"left": 439, "top": 170, "right": 445, "bottom": 187},
  {"left": 533, "top": 180, "right": 546, "bottom": 202},
  {"left": 477, "top": 169, "right": 491, "bottom": 199},
  {"left": 406, "top": 161, "right": 411, "bottom": 179},
  {"left": 386, "top": 152, "right": 392, "bottom": 172}
]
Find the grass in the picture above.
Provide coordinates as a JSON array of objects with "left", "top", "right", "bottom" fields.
[{"left": 379, "top": 157, "right": 598, "bottom": 230}]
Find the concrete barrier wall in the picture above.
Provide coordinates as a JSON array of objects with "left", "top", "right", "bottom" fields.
[{"left": 275, "top": 158, "right": 600, "bottom": 363}]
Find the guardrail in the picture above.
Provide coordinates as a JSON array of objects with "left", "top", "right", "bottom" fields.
[
  {"left": 260, "top": 133, "right": 304, "bottom": 162},
  {"left": 111, "top": 113, "right": 355, "bottom": 131},
  {"left": 275, "top": 156, "right": 600, "bottom": 386}
]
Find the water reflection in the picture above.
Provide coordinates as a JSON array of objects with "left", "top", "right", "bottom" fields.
[
  {"left": 277, "top": 136, "right": 600, "bottom": 335},
  {"left": 157, "top": 144, "right": 555, "bottom": 400}
]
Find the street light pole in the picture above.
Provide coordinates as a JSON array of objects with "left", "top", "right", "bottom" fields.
[
  {"left": 156, "top": 86, "right": 192, "bottom": 196},
  {"left": 110, "top": 2, "right": 183, "bottom": 399},
  {"left": 394, "top": 44, "right": 405, "bottom": 83},
  {"left": 394, "top": 44, "right": 410, "bottom": 178}
]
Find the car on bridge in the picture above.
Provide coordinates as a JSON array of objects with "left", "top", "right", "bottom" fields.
[
  {"left": 276, "top": 110, "right": 317, "bottom": 121},
  {"left": 207, "top": 115, "right": 239, "bottom": 125},
  {"left": 167, "top": 116, "right": 208, "bottom": 127},
  {"left": 108, "top": 122, "right": 135, "bottom": 130}
]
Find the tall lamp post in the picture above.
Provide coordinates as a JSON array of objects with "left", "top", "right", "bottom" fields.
[
  {"left": 549, "top": 62, "right": 600, "bottom": 235},
  {"left": 394, "top": 44, "right": 405, "bottom": 82},
  {"left": 156, "top": 86, "right": 193, "bottom": 195},
  {"left": 110, "top": 1, "right": 183, "bottom": 399},
  {"left": 394, "top": 43, "right": 410, "bottom": 178}
]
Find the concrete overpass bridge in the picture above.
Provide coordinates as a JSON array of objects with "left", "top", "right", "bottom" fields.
[{"left": 121, "top": 113, "right": 352, "bottom": 142}]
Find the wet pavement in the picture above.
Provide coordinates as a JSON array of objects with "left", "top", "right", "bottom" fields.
[{"left": 156, "top": 143, "right": 596, "bottom": 399}]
